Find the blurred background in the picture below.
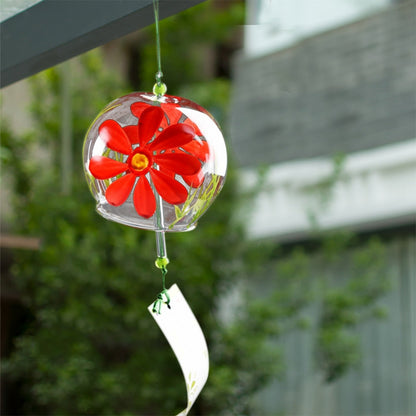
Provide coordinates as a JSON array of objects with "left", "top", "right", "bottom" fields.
[{"left": 1, "top": 0, "right": 415, "bottom": 415}]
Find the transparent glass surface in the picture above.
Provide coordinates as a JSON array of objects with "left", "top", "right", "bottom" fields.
[{"left": 83, "top": 92, "right": 227, "bottom": 231}]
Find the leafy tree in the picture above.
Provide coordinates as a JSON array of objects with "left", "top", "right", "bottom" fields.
[
  {"left": 1, "top": 1, "right": 392, "bottom": 415},
  {"left": 2, "top": 3, "right": 278, "bottom": 415},
  {"left": 2, "top": 53, "right": 249, "bottom": 415}
]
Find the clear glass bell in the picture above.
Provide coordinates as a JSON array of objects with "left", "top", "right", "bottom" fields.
[{"left": 83, "top": 92, "right": 227, "bottom": 232}]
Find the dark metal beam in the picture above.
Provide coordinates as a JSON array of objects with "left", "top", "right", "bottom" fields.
[{"left": 0, "top": 0, "right": 205, "bottom": 87}]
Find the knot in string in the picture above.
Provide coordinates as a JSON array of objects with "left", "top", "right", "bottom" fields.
[
  {"left": 152, "top": 256, "right": 170, "bottom": 314},
  {"left": 152, "top": 289, "right": 171, "bottom": 314}
]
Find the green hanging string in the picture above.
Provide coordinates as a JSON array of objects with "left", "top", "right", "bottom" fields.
[
  {"left": 152, "top": 0, "right": 167, "bottom": 98},
  {"left": 152, "top": 257, "right": 171, "bottom": 314},
  {"left": 152, "top": 194, "right": 170, "bottom": 313},
  {"left": 151, "top": 0, "right": 169, "bottom": 314}
]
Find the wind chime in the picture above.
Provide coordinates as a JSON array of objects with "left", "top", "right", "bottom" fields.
[{"left": 82, "top": 1, "right": 227, "bottom": 413}]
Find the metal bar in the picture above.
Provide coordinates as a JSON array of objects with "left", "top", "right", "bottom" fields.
[{"left": 0, "top": 0, "right": 206, "bottom": 87}]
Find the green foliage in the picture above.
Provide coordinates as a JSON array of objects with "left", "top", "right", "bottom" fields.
[
  {"left": 306, "top": 153, "right": 346, "bottom": 230},
  {"left": 1, "top": 1, "right": 392, "bottom": 414},
  {"left": 139, "top": 1, "right": 244, "bottom": 91},
  {"left": 316, "top": 236, "right": 391, "bottom": 381},
  {"left": 1, "top": 5, "right": 276, "bottom": 412}
]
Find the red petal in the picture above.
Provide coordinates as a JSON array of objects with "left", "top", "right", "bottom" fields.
[
  {"left": 183, "top": 170, "right": 205, "bottom": 188},
  {"left": 184, "top": 119, "right": 203, "bottom": 137},
  {"left": 89, "top": 156, "right": 128, "bottom": 179},
  {"left": 133, "top": 176, "right": 156, "bottom": 218},
  {"left": 149, "top": 124, "right": 195, "bottom": 152},
  {"left": 105, "top": 173, "right": 136, "bottom": 206},
  {"left": 131, "top": 102, "right": 150, "bottom": 118},
  {"left": 151, "top": 169, "right": 189, "bottom": 205},
  {"left": 139, "top": 106, "right": 164, "bottom": 145},
  {"left": 158, "top": 168, "right": 175, "bottom": 178},
  {"left": 123, "top": 125, "right": 140, "bottom": 145},
  {"left": 160, "top": 103, "right": 182, "bottom": 127},
  {"left": 154, "top": 152, "right": 201, "bottom": 175},
  {"left": 159, "top": 103, "right": 203, "bottom": 136},
  {"left": 181, "top": 140, "right": 209, "bottom": 161},
  {"left": 99, "top": 120, "right": 132, "bottom": 154}
]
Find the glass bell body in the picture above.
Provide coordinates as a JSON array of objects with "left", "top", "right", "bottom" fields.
[{"left": 83, "top": 92, "right": 227, "bottom": 232}]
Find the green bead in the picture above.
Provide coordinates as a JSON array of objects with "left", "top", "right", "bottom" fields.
[
  {"left": 155, "top": 256, "right": 169, "bottom": 269},
  {"left": 153, "top": 82, "right": 167, "bottom": 97}
]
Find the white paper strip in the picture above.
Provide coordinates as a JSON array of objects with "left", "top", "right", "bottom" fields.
[{"left": 148, "top": 284, "right": 209, "bottom": 415}]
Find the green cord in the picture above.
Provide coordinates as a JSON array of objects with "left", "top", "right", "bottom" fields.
[
  {"left": 151, "top": 0, "right": 169, "bottom": 314},
  {"left": 153, "top": 0, "right": 162, "bottom": 80},
  {"left": 152, "top": 0, "right": 167, "bottom": 97},
  {"left": 152, "top": 262, "right": 171, "bottom": 314}
]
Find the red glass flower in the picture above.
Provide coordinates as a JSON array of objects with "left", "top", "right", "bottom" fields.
[
  {"left": 131, "top": 101, "right": 209, "bottom": 187},
  {"left": 88, "top": 106, "right": 203, "bottom": 218}
]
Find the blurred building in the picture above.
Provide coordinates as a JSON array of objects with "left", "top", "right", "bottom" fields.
[{"left": 231, "top": 0, "right": 415, "bottom": 414}]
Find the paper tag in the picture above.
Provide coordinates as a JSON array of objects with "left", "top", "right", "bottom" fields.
[{"left": 148, "top": 284, "right": 209, "bottom": 415}]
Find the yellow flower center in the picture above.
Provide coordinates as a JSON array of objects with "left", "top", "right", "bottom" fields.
[{"left": 131, "top": 153, "right": 149, "bottom": 171}]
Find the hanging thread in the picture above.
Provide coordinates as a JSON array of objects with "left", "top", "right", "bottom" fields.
[
  {"left": 153, "top": 193, "right": 170, "bottom": 314},
  {"left": 152, "top": 258, "right": 170, "bottom": 314},
  {"left": 152, "top": 0, "right": 167, "bottom": 97},
  {"left": 152, "top": 0, "right": 170, "bottom": 313}
]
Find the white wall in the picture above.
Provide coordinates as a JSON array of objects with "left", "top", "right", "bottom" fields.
[{"left": 241, "top": 139, "right": 416, "bottom": 240}]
